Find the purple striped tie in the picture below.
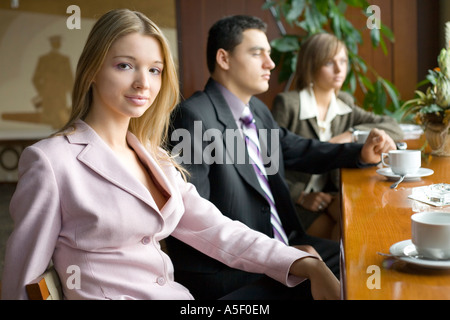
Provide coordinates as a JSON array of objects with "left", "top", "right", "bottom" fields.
[{"left": 240, "top": 107, "right": 289, "bottom": 245}]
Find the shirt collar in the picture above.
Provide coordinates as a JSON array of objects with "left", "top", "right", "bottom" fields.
[
  {"left": 214, "top": 80, "right": 247, "bottom": 121},
  {"left": 299, "top": 87, "right": 318, "bottom": 120},
  {"left": 299, "top": 88, "right": 352, "bottom": 121}
]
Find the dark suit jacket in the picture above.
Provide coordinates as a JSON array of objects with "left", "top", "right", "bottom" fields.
[{"left": 166, "top": 79, "right": 365, "bottom": 299}]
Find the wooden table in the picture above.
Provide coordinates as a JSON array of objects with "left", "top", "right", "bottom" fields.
[{"left": 340, "top": 144, "right": 450, "bottom": 300}]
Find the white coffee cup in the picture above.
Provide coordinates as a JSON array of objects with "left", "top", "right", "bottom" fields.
[
  {"left": 411, "top": 211, "right": 450, "bottom": 259},
  {"left": 352, "top": 130, "right": 370, "bottom": 143},
  {"left": 381, "top": 149, "right": 421, "bottom": 176}
]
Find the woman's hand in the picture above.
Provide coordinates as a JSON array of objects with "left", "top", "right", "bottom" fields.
[
  {"left": 297, "top": 192, "right": 333, "bottom": 212},
  {"left": 289, "top": 257, "right": 340, "bottom": 300}
]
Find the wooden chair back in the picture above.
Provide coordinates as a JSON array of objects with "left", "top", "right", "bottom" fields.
[{"left": 26, "top": 265, "right": 62, "bottom": 300}]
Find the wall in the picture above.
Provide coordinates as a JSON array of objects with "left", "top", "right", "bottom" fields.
[
  {"left": 176, "top": 0, "right": 287, "bottom": 109},
  {"left": 0, "top": 0, "right": 177, "bottom": 182},
  {"left": 176, "top": 0, "right": 441, "bottom": 107}
]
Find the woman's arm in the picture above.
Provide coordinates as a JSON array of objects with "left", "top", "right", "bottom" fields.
[{"left": 1, "top": 146, "right": 61, "bottom": 299}]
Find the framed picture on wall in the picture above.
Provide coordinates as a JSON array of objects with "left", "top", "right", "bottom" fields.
[
  {"left": 0, "top": 2, "right": 177, "bottom": 182},
  {"left": 0, "top": 8, "right": 94, "bottom": 135}
]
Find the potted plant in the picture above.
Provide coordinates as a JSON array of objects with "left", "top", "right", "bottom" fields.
[
  {"left": 401, "top": 22, "right": 450, "bottom": 156},
  {"left": 263, "top": 0, "right": 401, "bottom": 119}
]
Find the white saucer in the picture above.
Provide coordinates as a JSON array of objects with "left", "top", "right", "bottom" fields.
[
  {"left": 376, "top": 167, "right": 434, "bottom": 181},
  {"left": 389, "top": 240, "right": 450, "bottom": 269}
]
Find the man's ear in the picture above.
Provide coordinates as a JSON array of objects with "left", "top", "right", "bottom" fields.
[{"left": 216, "top": 48, "right": 230, "bottom": 71}]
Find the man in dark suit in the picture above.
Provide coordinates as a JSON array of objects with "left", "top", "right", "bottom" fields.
[{"left": 167, "top": 15, "right": 395, "bottom": 299}]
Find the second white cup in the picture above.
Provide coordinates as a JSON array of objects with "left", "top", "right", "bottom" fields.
[
  {"left": 411, "top": 211, "right": 450, "bottom": 260},
  {"left": 381, "top": 149, "right": 421, "bottom": 176}
]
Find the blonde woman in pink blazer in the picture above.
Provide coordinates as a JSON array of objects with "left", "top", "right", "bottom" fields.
[{"left": 1, "top": 9, "right": 338, "bottom": 300}]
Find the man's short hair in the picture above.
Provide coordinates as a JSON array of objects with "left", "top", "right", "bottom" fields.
[{"left": 206, "top": 15, "right": 267, "bottom": 74}]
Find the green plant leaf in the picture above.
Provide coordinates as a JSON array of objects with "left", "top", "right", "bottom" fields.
[
  {"left": 380, "top": 23, "right": 395, "bottom": 42},
  {"left": 330, "top": 7, "right": 342, "bottom": 39},
  {"left": 417, "top": 78, "right": 431, "bottom": 88},
  {"left": 358, "top": 74, "right": 374, "bottom": 92},
  {"left": 262, "top": 1, "right": 277, "bottom": 10},
  {"left": 370, "top": 27, "right": 380, "bottom": 47},
  {"left": 263, "top": 0, "right": 400, "bottom": 118},
  {"left": 343, "top": 0, "right": 369, "bottom": 8},
  {"left": 285, "top": 0, "right": 306, "bottom": 23},
  {"left": 348, "top": 70, "right": 357, "bottom": 92},
  {"left": 379, "top": 77, "right": 400, "bottom": 111},
  {"left": 271, "top": 36, "right": 300, "bottom": 52},
  {"left": 421, "top": 104, "right": 444, "bottom": 114}
]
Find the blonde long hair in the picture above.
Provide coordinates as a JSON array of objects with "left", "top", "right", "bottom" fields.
[{"left": 58, "top": 9, "right": 184, "bottom": 176}]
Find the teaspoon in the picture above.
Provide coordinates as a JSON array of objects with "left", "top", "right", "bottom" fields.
[{"left": 390, "top": 175, "right": 405, "bottom": 189}]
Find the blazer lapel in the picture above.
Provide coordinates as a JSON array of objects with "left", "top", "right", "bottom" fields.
[
  {"left": 66, "top": 120, "right": 162, "bottom": 213},
  {"left": 204, "top": 80, "right": 266, "bottom": 200},
  {"left": 126, "top": 133, "right": 178, "bottom": 217},
  {"left": 307, "top": 118, "right": 321, "bottom": 139},
  {"left": 297, "top": 94, "right": 321, "bottom": 139}
]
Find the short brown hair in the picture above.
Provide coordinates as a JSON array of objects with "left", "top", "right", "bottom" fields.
[{"left": 295, "top": 33, "right": 347, "bottom": 90}]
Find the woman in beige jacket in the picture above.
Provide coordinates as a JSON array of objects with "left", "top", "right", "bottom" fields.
[{"left": 272, "top": 33, "right": 403, "bottom": 241}]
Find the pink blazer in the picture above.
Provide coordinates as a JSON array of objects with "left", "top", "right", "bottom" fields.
[{"left": 1, "top": 120, "right": 311, "bottom": 300}]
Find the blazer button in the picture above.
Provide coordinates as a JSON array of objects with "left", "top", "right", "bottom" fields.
[
  {"left": 141, "top": 236, "right": 151, "bottom": 245},
  {"left": 156, "top": 276, "right": 166, "bottom": 286}
]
